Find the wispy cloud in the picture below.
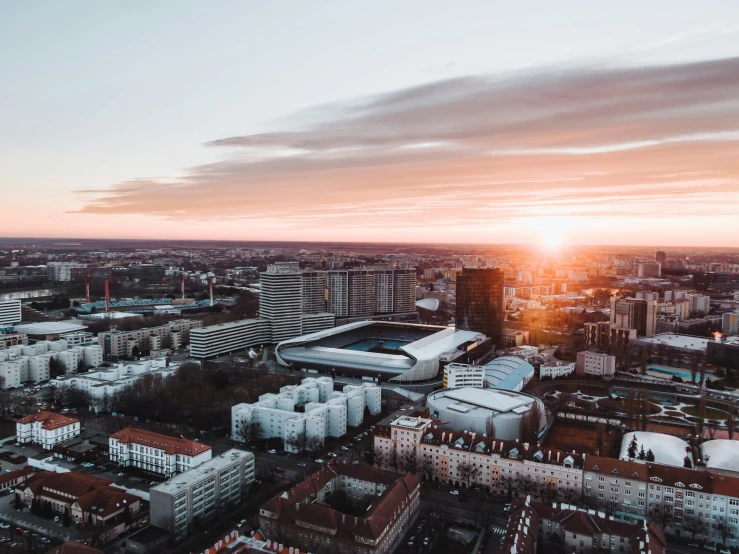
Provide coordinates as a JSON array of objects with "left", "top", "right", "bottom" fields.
[{"left": 75, "top": 56, "right": 739, "bottom": 240}]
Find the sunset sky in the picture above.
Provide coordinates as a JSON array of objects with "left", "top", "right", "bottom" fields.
[{"left": 2, "top": 1, "right": 739, "bottom": 246}]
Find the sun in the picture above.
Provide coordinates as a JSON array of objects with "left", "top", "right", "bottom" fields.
[{"left": 541, "top": 233, "right": 564, "bottom": 251}]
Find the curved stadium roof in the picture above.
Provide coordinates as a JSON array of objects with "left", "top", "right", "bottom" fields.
[{"left": 482, "top": 356, "right": 535, "bottom": 390}]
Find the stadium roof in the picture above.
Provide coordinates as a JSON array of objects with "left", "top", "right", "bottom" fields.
[
  {"left": 14, "top": 321, "right": 87, "bottom": 336},
  {"left": 276, "top": 321, "right": 487, "bottom": 383},
  {"left": 482, "top": 356, "right": 535, "bottom": 390},
  {"left": 430, "top": 387, "right": 534, "bottom": 414}
]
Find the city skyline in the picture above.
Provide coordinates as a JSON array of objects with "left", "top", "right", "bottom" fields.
[{"left": 3, "top": 2, "right": 739, "bottom": 246}]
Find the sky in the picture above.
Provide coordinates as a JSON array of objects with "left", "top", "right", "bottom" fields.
[{"left": 2, "top": 1, "right": 739, "bottom": 247}]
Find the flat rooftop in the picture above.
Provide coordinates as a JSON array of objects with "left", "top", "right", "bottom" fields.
[
  {"left": 391, "top": 415, "right": 433, "bottom": 429},
  {"left": 14, "top": 322, "right": 87, "bottom": 335},
  {"left": 633, "top": 334, "right": 711, "bottom": 351},
  {"left": 151, "top": 449, "right": 253, "bottom": 494},
  {"left": 442, "top": 387, "right": 532, "bottom": 412}
]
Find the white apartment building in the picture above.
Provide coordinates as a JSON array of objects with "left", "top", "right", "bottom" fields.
[
  {"left": 0, "top": 332, "right": 27, "bottom": 350},
  {"left": 231, "top": 377, "right": 381, "bottom": 452},
  {"left": 190, "top": 318, "right": 271, "bottom": 359},
  {"left": 0, "top": 339, "right": 102, "bottom": 387},
  {"left": 539, "top": 360, "right": 575, "bottom": 379},
  {"left": 374, "top": 415, "right": 583, "bottom": 503},
  {"left": 576, "top": 350, "right": 616, "bottom": 377},
  {"left": 150, "top": 449, "right": 255, "bottom": 540},
  {"left": 53, "top": 358, "right": 179, "bottom": 411},
  {"left": 260, "top": 266, "right": 303, "bottom": 341},
  {"left": 16, "top": 411, "right": 80, "bottom": 449},
  {"left": 0, "top": 299, "right": 21, "bottom": 327},
  {"left": 109, "top": 427, "right": 213, "bottom": 478},
  {"left": 443, "top": 363, "right": 485, "bottom": 388},
  {"left": 46, "top": 262, "right": 88, "bottom": 282}
]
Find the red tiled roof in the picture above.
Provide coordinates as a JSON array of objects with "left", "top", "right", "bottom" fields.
[
  {"left": 0, "top": 466, "right": 35, "bottom": 486},
  {"left": 110, "top": 427, "right": 211, "bottom": 456},
  {"left": 74, "top": 487, "right": 139, "bottom": 518},
  {"left": 18, "top": 411, "right": 79, "bottom": 430},
  {"left": 25, "top": 472, "right": 111, "bottom": 500},
  {"left": 646, "top": 463, "right": 712, "bottom": 490},
  {"left": 584, "top": 456, "right": 647, "bottom": 480}
]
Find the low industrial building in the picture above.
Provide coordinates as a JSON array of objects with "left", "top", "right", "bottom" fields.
[
  {"left": 259, "top": 460, "right": 420, "bottom": 554},
  {"left": 231, "top": 376, "right": 381, "bottom": 452},
  {"left": 17, "top": 411, "right": 81, "bottom": 449},
  {"left": 109, "top": 428, "right": 212, "bottom": 478},
  {"left": 539, "top": 359, "right": 575, "bottom": 379},
  {"left": 150, "top": 449, "right": 255, "bottom": 540}
]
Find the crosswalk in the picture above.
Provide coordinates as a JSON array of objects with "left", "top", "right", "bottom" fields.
[{"left": 490, "top": 527, "right": 507, "bottom": 536}]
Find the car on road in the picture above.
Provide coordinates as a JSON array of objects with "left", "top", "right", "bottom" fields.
[
  {"left": 408, "top": 536, "right": 415, "bottom": 545},
  {"left": 315, "top": 458, "right": 325, "bottom": 463},
  {"left": 0, "top": 523, "right": 9, "bottom": 529},
  {"left": 720, "top": 549, "right": 731, "bottom": 554},
  {"left": 340, "top": 446, "right": 348, "bottom": 451},
  {"left": 7, "top": 488, "right": 14, "bottom": 494},
  {"left": 352, "top": 461, "right": 360, "bottom": 465},
  {"left": 703, "top": 546, "right": 717, "bottom": 553},
  {"left": 268, "top": 449, "right": 277, "bottom": 454},
  {"left": 53, "top": 516, "right": 60, "bottom": 522},
  {"left": 297, "top": 463, "right": 306, "bottom": 467},
  {"left": 238, "top": 519, "right": 247, "bottom": 527},
  {"left": 117, "top": 472, "right": 125, "bottom": 477},
  {"left": 504, "top": 503, "right": 511, "bottom": 512},
  {"left": 450, "top": 490, "right": 459, "bottom": 495},
  {"left": 424, "top": 538, "right": 430, "bottom": 545}
]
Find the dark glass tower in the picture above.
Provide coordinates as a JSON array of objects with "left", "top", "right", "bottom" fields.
[{"left": 455, "top": 267, "right": 505, "bottom": 347}]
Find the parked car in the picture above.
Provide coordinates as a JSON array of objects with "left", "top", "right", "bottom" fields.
[
  {"left": 53, "top": 516, "right": 60, "bottom": 522},
  {"left": 340, "top": 446, "right": 349, "bottom": 451},
  {"left": 450, "top": 490, "right": 459, "bottom": 495},
  {"left": 719, "top": 549, "right": 731, "bottom": 554},
  {"left": 238, "top": 519, "right": 247, "bottom": 527},
  {"left": 704, "top": 546, "right": 717, "bottom": 553},
  {"left": 315, "top": 459, "right": 325, "bottom": 463},
  {"left": 353, "top": 461, "right": 360, "bottom": 465},
  {"left": 268, "top": 449, "right": 277, "bottom": 454},
  {"left": 297, "top": 463, "right": 306, "bottom": 467}
]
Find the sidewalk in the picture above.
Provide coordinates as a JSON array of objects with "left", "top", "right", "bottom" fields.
[{"left": 0, "top": 495, "right": 85, "bottom": 542}]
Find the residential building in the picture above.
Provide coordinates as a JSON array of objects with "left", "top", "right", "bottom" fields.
[
  {"left": 0, "top": 332, "right": 27, "bottom": 350},
  {"left": 576, "top": 350, "right": 616, "bottom": 377},
  {"left": 638, "top": 263, "right": 662, "bottom": 278},
  {"left": 17, "top": 411, "right": 80, "bottom": 449},
  {"left": 20, "top": 471, "right": 140, "bottom": 530},
  {"left": 46, "top": 262, "right": 89, "bottom": 282},
  {"left": 0, "top": 299, "right": 21, "bottom": 327},
  {"left": 723, "top": 312, "right": 739, "bottom": 336},
  {"left": 260, "top": 265, "right": 304, "bottom": 341},
  {"left": 150, "top": 449, "right": 255, "bottom": 540},
  {"left": 98, "top": 328, "right": 152, "bottom": 360},
  {"left": 456, "top": 267, "right": 505, "bottom": 347},
  {"left": 53, "top": 359, "right": 179, "bottom": 411},
  {"left": 443, "top": 363, "right": 485, "bottom": 388},
  {"left": 189, "top": 318, "right": 271, "bottom": 359},
  {"left": 109, "top": 428, "right": 212, "bottom": 478},
  {"left": 328, "top": 269, "right": 375, "bottom": 318},
  {"left": 497, "top": 496, "right": 667, "bottom": 554},
  {"left": 610, "top": 298, "right": 657, "bottom": 337},
  {"left": 374, "top": 415, "right": 581, "bottom": 503},
  {"left": 259, "top": 460, "right": 420, "bottom": 554},
  {"left": 585, "top": 321, "right": 611, "bottom": 349},
  {"left": 231, "top": 377, "right": 381, "bottom": 452},
  {"left": 539, "top": 359, "right": 575, "bottom": 379}
]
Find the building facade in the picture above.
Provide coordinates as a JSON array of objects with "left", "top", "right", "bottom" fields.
[
  {"left": 456, "top": 267, "right": 505, "bottom": 348},
  {"left": 150, "top": 449, "right": 255, "bottom": 540},
  {"left": 539, "top": 360, "right": 575, "bottom": 379},
  {"left": 17, "top": 411, "right": 80, "bottom": 449},
  {"left": 0, "top": 299, "right": 21, "bottom": 327},
  {"left": 443, "top": 363, "right": 485, "bottom": 388},
  {"left": 576, "top": 350, "right": 616, "bottom": 377},
  {"left": 109, "top": 428, "right": 212, "bottom": 478},
  {"left": 610, "top": 298, "right": 657, "bottom": 338}
]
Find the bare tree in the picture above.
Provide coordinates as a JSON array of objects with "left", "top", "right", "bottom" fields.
[
  {"left": 373, "top": 446, "right": 386, "bottom": 469},
  {"left": 305, "top": 435, "right": 324, "bottom": 458},
  {"left": 401, "top": 447, "right": 419, "bottom": 475},
  {"left": 421, "top": 453, "right": 435, "bottom": 480},
  {"left": 486, "top": 415, "right": 496, "bottom": 438},
  {"left": 519, "top": 401, "right": 542, "bottom": 445},
  {"left": 236, "top": 419, "right": 262, "bottom": 445},
  {"left": 514, "top": 474, "right": 537, "bottom": 497},
  {"left": 388, "top": 445, "right": 400, "bottom": 473},
  {"left": 285, "top": 431, "right": 306, "bottom": 454}
]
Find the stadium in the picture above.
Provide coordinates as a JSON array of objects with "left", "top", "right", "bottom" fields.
[{"left": 275, "top": 321, "right": 491, "bottom": 383}]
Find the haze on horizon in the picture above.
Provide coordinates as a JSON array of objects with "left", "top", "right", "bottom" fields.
[{"left": 2, "top": 1, "right": 739, "bottom": 247}]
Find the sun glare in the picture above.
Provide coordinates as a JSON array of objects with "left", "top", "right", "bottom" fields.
[{"left": 541, "top": 233, "right": 564, "bottom": 250}]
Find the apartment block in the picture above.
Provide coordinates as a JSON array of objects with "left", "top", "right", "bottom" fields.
[
  {"left": 374, "top": 416, "right": 583, "bottom": 504},
  {"left": 150, "top": 449, "right": 255, "bottom": 540},
  {"left": 576, "top": 350, "right": 616, "bottom": 377},
  {"left": 232, "top": 377, "right": 381, "bottom": 452},
  {"left": 0, "top": 299, "right": 22, "bottom": 327},
  {"left": 109, "top": 427, "right": 212, "bottom": 478}
]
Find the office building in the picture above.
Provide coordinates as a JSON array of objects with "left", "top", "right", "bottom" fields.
[
  {"left": 637, "top": 263, "right": 661, "bottom": 278},
  {"left": 190, "top": 318, "right": 271, "bottom": 359},
  {"left": 260, "top": 265, "right": 304, "bottom": 341},
  {"left": 98, "top": 328, "right": 152, "bottom": 360},
  {"left": 443, "top": 363, "right": 485, "bottom": 388},
  {"left": 0, "top": 299, "right": 21, "bottom": 327},
  {"left": 17, "top": 411, "right": 80, "bottom": 449},
  {"left": 259, "top": 460, "right": 420, "bottom": 554},
  {"left": 610, "top": 297, "right": 657, "bottom": 337},
  {"left": 150, "top": 449, "right": 255, "bottom": 540},
  {"left": 456, "top": 267, "right": 505, "bottom": 347},
  {"left": 328, "top": 267, "right": 417, "bottom": 323},
  {"left": 109, "top": 428, "right": 212, "bottom": 478},
  {"left": 694, "top": 272, "right": 739, "bottom": 293},
  {"left": 575, "top": 350, "right": 616, "bottom": 377}
]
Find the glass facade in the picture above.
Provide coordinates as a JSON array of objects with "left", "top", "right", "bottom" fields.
[{"left": 455, "top": 268, "right": 505, "bottom": 347}]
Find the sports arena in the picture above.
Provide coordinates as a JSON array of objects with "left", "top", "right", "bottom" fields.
[{"left": 275, "top": 321, "right": 492, "bottom": 383}]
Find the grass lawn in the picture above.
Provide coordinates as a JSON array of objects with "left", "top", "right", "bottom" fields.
[
  {"left": 681, "top": 405, "right": 728, "bottom": 420},
  {"left": 0, "top": 418, "right": 16, "bottom": 440}
]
